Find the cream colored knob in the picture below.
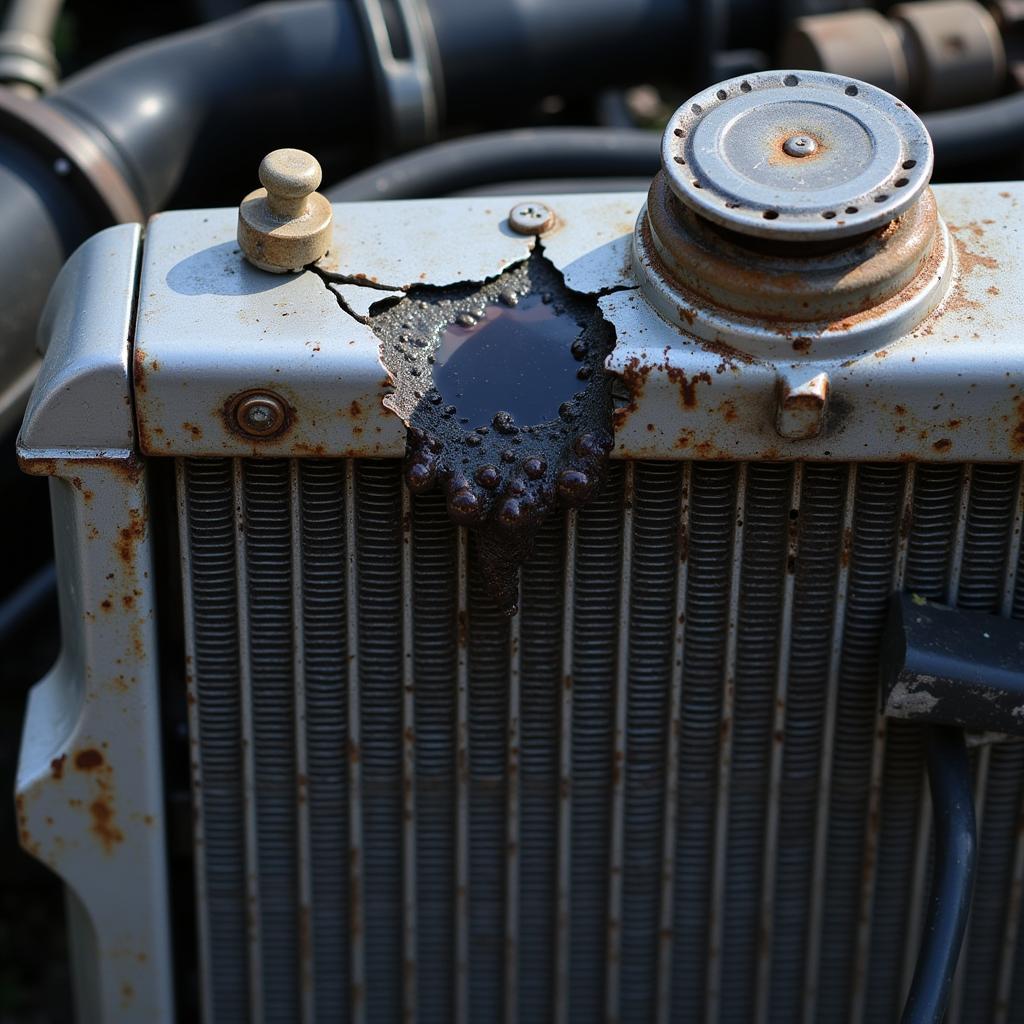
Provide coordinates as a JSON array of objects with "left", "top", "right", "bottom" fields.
[{"left": 237, "top": 148, "right": 333, "bottom": 273}]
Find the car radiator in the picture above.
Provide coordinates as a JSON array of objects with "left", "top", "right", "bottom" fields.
[{"left": 14, "top": 71, "right": 1024, "bottom": 1022}]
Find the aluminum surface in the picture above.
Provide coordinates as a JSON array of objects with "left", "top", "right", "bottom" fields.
[{"left": 662, "top": 71, "right": 933, "bottom": 240}]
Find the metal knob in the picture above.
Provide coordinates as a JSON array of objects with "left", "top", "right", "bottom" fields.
[
  {"left": 662, "top": 70, "right": 933, "bottom": 241},
  {"left": 237, "top": 148, "right": 333, "bottom": 273}
]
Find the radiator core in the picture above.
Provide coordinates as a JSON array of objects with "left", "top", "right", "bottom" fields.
[{"left": 178, "top": 457, "right": 1024, "bottom": 1024}]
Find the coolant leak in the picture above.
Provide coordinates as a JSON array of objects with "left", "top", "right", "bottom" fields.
[
  {"left": 433, "top": 291, "right": 584, "bottom": 426},
  {"left": 371, "top": 249, "right": 615, "bottom": 614}
]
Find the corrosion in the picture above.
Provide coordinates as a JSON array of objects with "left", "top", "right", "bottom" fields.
[
  {"left": 75, "top": 748, "right": 104, "bottom": 770},
  {"left": 645, "top": 172, "right": 940, "bottom": 325},
  {"left": 50, "top": 755, "right": 67, "bottom": 780},
  {"left": 373, "top": 249, "right": 615, "bottom": 613},
  {"left": 115, "top": 508, "right": 146, "bottom": 567},
  {"left": 90, "top": 798, "right": 124, "bottom": 853}
]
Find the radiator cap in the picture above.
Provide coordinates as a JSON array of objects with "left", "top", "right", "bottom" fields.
[{"left": 662, "top": 69, "right": 933, "bottom": 240}]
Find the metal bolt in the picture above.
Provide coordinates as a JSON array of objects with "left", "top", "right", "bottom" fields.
[
  {"left": 783, "top": 134, "right": 818, "bottom": 157},
  {"left": 235, "top": 392, "right": 288, "bottom": 438},
  {"left": 237, "top": 148, "right": 333, "bottom": 273},
  {"left": 508, "top": 201, "right": 556, "bottom": 235}
]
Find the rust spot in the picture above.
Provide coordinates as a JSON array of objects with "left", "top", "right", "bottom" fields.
[
  {"left": 90, "top": 798, "right": 124, "bottom": 852},
  {"left": 121, "top": 982, "right": 134, "bottom": 1006},
  {"left": 719, "top": 400, "right": 738, "bottom": 422},
  {"left": 122, "top": 594, "right": 134, "bottom": 609},
  {"left": 50, "top": 754, "right": 67, "bottom": 780},
  {"left": 1012, "top": 397, "right": 1024, "bottom": 453},
  {"left": 667, "top": 368, "right": 712, "bottom": 409},
  {"left": 792, "top": 337, "right": 812, "bottom": 353},
  {"left": 75, "top": 749, "right": 104, "bottom": 771},
  {"left": 116, "top": 508, "right": 146, "bottom": 567},
  {"left": 840, "top": 527, "right": 853, "bottom": 567},
  {"left": 350, "top": 400, "right": 363, "bottom": 418},
  {"left": 932, "top": 438, "right": 952, "bottom": 453},
  {"left": 101, "top": 598, "right": 113, "bottom": 612},
  {"left": 950, "top": 232, "right": 999, "bottom": 275},
  {"left": 182, "top": 422, "right": 203, "bottom": 439},
  {"left": 133, "top": 348, "right": 148, "bottom": 394},
  {"left": 988, "top": 285, "right": 1000, "bottom": 296}
]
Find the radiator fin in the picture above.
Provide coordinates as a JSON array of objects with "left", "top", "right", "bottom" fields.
[{"left": 178, "top": 457, "right": 1024, "bottom": 1023}]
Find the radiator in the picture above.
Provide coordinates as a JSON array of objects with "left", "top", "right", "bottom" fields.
[
  {"left": 13, "top": 127, "right": 1024, "bottom": 1021},
  {"left": 179, "top": 455, "right": 1024, "bottom": 1023}
]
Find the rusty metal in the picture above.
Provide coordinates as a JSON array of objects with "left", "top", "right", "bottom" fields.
[
  {"left": 643, "top": 171, "right": 940, "bottom": 324},
  {"left": 15, "top": 223, "right": 173, "bottom": 1022},
  {"left": 237, "top": 149, "right": 334, "bottom": 273},
  {"left": 777, "top": 371, "right": 830, "bottom": 440}
]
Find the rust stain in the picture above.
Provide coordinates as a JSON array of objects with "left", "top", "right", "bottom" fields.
[
  {"left": 349, "top": 400, "right": 363, "bottom": 418},
  {"left": 667, "top": 368, "right": 712, "bottom": 409},
  {"left": 1012, "top": 397, "right": 1024, "bottom": 453},
  {"left": 50, "top": 754, "right": 67, "bottom": 780},
  {"left": 90, "top": 798, "right": 124, "bottom": 853},
  {"left": 932, "top": 438, "right": 952, "bottom": 453},
  {"left": 132, "top": 348, "right": 148, "bottom": 394},
  {"left": 182, "top": 422, "right": 203, "bottom": 439},
  {"left": 75, "top": 749, "right": 104, "bottom": 771},
  {"left": 116, "top": 509, "right": 146, "bottom": 567}
]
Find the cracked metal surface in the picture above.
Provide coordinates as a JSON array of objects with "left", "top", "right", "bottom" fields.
[
  {"left": 129, "top": 188, "right": 1024, "bottom": 463},
  {"left": 371, "top": 249, "right": 615, "bottom": 612}
]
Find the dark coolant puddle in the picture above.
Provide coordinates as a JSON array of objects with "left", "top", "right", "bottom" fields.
[
  {"left": 371, "top": 248, "right": 616, "bottom": 614},
  {"left": 432, "top": 291, "right": 585, "bottom": 427}
]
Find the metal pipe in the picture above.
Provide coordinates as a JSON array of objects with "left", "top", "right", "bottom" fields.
[
  {"left": 901, "top": 726, "right": 977, "bottom": 1024},
  {"left": 0, "top": 0, "right": 62, "bottom": 96}
]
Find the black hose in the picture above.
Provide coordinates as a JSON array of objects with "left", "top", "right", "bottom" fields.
[
  {"left": 48, "top": 0, "right": 371, "bottom": 216},
  {"left": 0, "top": 562, "right": 57, "bottom": 650},
  {"left": 901, "top": 726, "right": 977, "bottom": 1024},
  {"left": 327, "top": 94, "right": 1024, "bottom": 202},
  {"left": 326, "top": 127, "right": 661, "bottom": 201},
  {"left": 924, "top": 91, "right": 1024, "bottom": 169}
]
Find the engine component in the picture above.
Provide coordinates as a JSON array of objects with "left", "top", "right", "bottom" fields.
[
  {"left": 12, "top": 72, "right": 1024, "bottom": 1022},
  {"left": 634, "top": 69, "right": 949, "bottom": 373},
  {"left": 0, "top": 0, "right": 61, "bottom": 97},
  {"left": 782, "top": 0, "right": 1007, "bottom": 111},
  {"left": 237, "top": 149, "right": 334, "bottom": 274}
]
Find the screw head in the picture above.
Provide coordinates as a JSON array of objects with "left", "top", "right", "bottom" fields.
[
  {"left": 234, "top": 392, "right": 288, "bottom": 437},
  {"left": 782, "top": 134, "right": 818, "bottom": 157},
  {"left": 508, "top": 201, "right": 555, "bottom": 235}
]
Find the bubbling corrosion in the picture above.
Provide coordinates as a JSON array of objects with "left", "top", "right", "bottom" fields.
[{"left": 372, "top": 249, "right": 616, "bottom": 613}]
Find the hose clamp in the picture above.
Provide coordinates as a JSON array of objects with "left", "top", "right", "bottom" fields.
[
  {"left": 353, "top": 0, "right": 444, "bottom": 152},
  {"left": 0, "top": 88, "right": 143, "bottom": 224}
]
